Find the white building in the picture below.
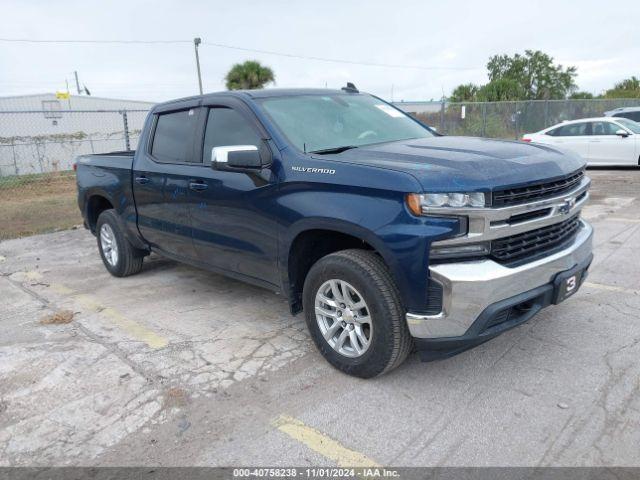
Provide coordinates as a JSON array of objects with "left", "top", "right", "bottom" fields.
[
  {"left": 392, "top": 100, "right": 443, "bottom": 115},
  {"left": 0, "top": 93, "right": 154, "bottom": 112},
  {"left": 0, "top": 94, "right": 155, "bottom": 176}
]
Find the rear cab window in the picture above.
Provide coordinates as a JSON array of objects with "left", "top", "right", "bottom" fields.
[{"left": 151, "top": 108, "right": 200, "bottom": 163}]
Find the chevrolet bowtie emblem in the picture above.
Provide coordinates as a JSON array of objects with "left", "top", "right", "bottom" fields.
[{"left": 559, "top": 197, "right": 576, "bottom": 215}]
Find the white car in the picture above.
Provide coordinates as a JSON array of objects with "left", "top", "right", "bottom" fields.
[
  {"left": 522, "top": 117, "right": 640, "bottom": 166},
  {"left": 604, "top": 106, "right": 640, "bottom": 123}
]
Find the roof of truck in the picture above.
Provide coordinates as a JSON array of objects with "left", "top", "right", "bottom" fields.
[
  {"left": 155, "top": 88, "right": 361, "bottom": 109},
  {"left": 237, "top": 88, "right": 349, "bottom": 98}
]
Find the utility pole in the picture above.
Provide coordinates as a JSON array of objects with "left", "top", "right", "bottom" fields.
[
  {"left": 65, "top": 79, "right": 71, "bottom": 108},
  {"left": 74, "top": 71, "right": 81, "bottom": 95},
  {"left": 193, "top": 37, "right": 203, "bottom": 95}
]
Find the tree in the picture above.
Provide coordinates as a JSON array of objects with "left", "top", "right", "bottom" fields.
[
  {"left": 449, "top": 83, "right": 481, "bottom": 102},
  {"left": 603, "top": 76, "right": 640, "bottom": 98},
  {"left": 569, "top": 91, "right": 595, "bottom": 99},
  {"left": 225, "top": 60, "right": 275, "bottom": 90},
  {"left": 486, "top": 50, "right": 577, "bottom": 100},
  {"left": 450, "top": 50, "right": 577, "bottom": 101},
  {"left": 478, "top": 78, "right": 524, "bottom": 102}
]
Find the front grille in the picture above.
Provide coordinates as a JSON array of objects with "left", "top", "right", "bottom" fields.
[
  {"left": 491, "top": 215, "right": 582, "bottom": 264},
  {"left": 492, "top": 170, "right": 584, "bottom": 207}
]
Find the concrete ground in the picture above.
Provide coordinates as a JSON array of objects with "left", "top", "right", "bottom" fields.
[{"left": 1, "top": 169, "right": 639, "bottom": 467}]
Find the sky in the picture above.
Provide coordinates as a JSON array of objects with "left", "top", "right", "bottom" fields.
[{"left": 2, "top": 0, "right": 639, "bottom": 103}]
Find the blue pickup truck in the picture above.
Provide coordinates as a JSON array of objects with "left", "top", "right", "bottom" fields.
[{"left": 76, "top": 85, "right": 593, "bottom": 378}]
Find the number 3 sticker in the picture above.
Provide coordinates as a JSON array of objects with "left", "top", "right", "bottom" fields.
[{"left": 566, "top": 275, "right": 577, "bottom": 292}]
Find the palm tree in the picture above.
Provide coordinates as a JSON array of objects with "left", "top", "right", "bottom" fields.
[{"left": 225, "top": 61, "right": 275, "bottom": 90}]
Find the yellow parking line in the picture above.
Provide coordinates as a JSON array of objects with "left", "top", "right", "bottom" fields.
[
  {"left": 584, "top": 281, "right": 638, "bottom": 295},
  {"left": 273, "top": 415, "right": 380, "bottom": 467},
  {"left": 50, "top": 284, "right": 74, "bottom": 295},
  {"left": 50, "top": 283, "right": 168, "bottom": 349}
]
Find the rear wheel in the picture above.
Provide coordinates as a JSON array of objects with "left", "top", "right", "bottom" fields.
[
  {"left": 303, "top": 249, "right": 412, "bottom": 378},
  {"left": 96, "top": 210, "right": 144, "bottom": 277}
]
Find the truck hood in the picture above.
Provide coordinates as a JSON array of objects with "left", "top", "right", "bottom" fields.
[{"left": 324, "top": 136, "right": 585, "bottom": 192}]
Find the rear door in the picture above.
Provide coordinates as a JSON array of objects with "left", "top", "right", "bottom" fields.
[
  {"left": 588, "top": 120, "right": 635, "bottom": 165},
  {"left": 546, "top": 122, "right": 591, "bottom": 159},
  {"left": 133, "top": 101, "right": 202, "bottom": 260},
  {"left": 186, "top": 98, "right": 281, "bottom": 287}
]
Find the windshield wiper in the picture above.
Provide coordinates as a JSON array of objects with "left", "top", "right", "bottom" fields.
[{"left": 309, "top": 145, "right": 358, "bottom": 155}]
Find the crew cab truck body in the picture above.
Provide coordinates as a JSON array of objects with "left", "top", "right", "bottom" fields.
[{"left": 76, "top": 87, "right": 593, "bottom": 377}]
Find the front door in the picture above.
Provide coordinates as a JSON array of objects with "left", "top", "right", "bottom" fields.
[
  {"left": 133, "top": 102, "right": 201, "bottom": 260},
  {"left": 588, "top": 121, "right": 636, "bottom": 165},
  {"left": 186, "top": 101, "right": 281, "bottom": 287}
]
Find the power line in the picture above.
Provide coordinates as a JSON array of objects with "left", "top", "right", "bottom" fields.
[
  {"left": 0, "top": 38, "right": 190, "bottom": 44},
  {"left": 0, "top": 37, "right": 479, "bottom": 71},
  {"left": 202, "top": 41, "right": 477, "bottom": 71}
]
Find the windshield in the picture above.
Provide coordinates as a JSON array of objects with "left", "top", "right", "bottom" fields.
[
  {"left": 257, "top": 94, "right": 434, "bottom": 153},
  {"left": 615, "top": 117, "right": 640, "bottom": 134}
]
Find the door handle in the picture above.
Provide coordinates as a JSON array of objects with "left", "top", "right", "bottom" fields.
[
  {"left": 189, "top": 181, "right": 209, "bottom": 192},
  {"left": 135, "top": 176, "right": 150, "bottom": 185}
]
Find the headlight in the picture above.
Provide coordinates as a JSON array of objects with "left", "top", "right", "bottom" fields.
[{"left": 406, "top": 192, "right": 487, "bottom": 215}]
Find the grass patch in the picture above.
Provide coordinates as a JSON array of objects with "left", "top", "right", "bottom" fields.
[{"left": 0, "top": 171, "right": 82, "bottom": 240}]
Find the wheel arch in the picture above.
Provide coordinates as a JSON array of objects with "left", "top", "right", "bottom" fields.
[
  {"left": 282, "top": 218, "right": 398, "bottom": 315},
  {"left": 85, "top": 193, "right": 115, "bottom": 233}
]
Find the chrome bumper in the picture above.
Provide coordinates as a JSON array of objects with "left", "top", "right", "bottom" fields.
[{"left": 406, "top": 219, "right": 593, "bottom": 339}]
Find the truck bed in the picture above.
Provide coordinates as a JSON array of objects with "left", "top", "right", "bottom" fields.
[{"left": 77, "top": 151, "right": 135, "bottom": 171}]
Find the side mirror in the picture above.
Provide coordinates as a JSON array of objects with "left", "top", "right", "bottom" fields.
[
  {"left": 615, "top": 129, "right": 629, "bottom": 138},
  {"left": 212, "top": 145, "right": 264, "bottom": 170}
]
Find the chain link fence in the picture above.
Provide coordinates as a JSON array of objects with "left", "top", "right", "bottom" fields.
[
  {"left": 0, "top": 109, "right": 149, "bottom": 240},
  {"left": 413, "top": 98, "right": 640, "bottom": 139},
  {"left": 1, "top": 99, "right": 640, "bottom": 241}
]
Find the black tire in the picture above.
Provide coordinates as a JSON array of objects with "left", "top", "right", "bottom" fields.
[
  {"left": 302, "top": 249, "right": 412, "bottom": 378},
  {"left": 96, "top": 210, "right": 144, "bottom": 277}
]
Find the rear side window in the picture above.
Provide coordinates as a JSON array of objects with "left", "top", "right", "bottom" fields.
[
  {"left": 203, "top": 107, "right": 261, "bottom": 162},
  {"left": 614, "top": 111, "right": 640, "bottom": 122},
  {"left": 151, "top": 109, "right": 199, "bottom": 163},
  {"left": 548, "top": 122, "right": 589, "bottom": 137}
]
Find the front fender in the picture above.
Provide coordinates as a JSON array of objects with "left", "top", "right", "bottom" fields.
[{"left": 277, "top": 187, "right": 459, "bottom": 312}]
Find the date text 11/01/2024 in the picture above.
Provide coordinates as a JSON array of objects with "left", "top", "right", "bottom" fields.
[{"left": 232, "top": 468, "right": 400, "bottom": 477}]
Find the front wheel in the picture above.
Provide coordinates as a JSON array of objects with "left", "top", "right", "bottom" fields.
[{"left": 303, "top": 249, "right": 412, "bottom": 378}]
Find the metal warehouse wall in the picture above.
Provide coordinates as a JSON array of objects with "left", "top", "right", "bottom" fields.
[{"left": 0, "top": 94, "right": 153, "bottom": 176}]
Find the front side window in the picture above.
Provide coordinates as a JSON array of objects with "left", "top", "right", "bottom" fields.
[
  {"left": 151, "top": 108, "right": 199, "bottom": 163},
  {"left": 548, "top": 122, "right": 589, "bottom": 137},
  {"left": 257, "top": 93, "right": 433, "bottom": 153},
  {"left": 591, "top": 121, "right": 620, "bottom": 136},
  {"left": 203, "top": 107, "right": 261, "bottom": 162}
]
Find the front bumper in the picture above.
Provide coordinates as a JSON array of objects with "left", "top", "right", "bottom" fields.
[{"left": 406, "top": 219, "right": 593, "bottom": 351}]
